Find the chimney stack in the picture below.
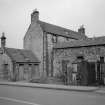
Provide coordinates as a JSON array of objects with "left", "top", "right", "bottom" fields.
[
  {"left": 1, "top": 32, "right": 6, "bottom": 49},
  {"left": 31, "top": 9, "right": 39, "bottom": 23},
  {"left": 78, "top": 25, "right": 85, "bottom": 35}
]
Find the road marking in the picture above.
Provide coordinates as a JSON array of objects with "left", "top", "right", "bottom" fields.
[{"left": 0, "top": 97, "right": 40, "bottom": 105}]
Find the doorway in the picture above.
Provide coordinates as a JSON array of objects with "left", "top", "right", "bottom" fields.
[{"left": 3, "top": 64, "right": 8, "bottom": 80}]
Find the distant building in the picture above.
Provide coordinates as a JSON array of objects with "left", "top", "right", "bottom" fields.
[
  {"left": 24, "top": 10, "right": 87, "bottom": 77},
  {"left": 0, "top": 33, "right": 40, "bottom": 81}
]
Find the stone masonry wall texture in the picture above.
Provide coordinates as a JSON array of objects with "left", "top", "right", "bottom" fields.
[
  {"left": 0, "top": 53, "right": 13, "bottom": 80},
  {"left": 53, "top": 46, "right": 105, "bottom": 77},
  {"left": 24, "top": 22, "right": 43, "bottom": 75}
]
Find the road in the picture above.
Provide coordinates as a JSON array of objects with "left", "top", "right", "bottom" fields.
[{"left": 0, "top": 85, "right": 105, "bottom": 105}]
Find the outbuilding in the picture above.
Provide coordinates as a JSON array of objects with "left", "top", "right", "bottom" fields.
[{"left": 0, "top": 33, "right": 40, "bottom": 81}]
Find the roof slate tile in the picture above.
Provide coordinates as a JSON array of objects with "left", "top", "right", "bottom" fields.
[
  {"left": 5, "top": 48, "right": 40, "bottom": 63},
  {"left": 54, "top": 36, "right": 105, "bottom": 48},
  {"left": 38, "top": 20, "right": 87, "bottom": 39}
]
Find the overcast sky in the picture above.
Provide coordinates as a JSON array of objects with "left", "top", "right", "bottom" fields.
[{"left": 0, "top": 0, "right": 105, "bottom": 48}]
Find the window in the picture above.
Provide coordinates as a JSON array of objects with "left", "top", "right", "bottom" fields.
[
  {"left": 77, "top": 56, "right": 84, "bottom": 62},
  {"left": 100, "top": 57, "right": 104, "bottom": 63},
  {"left": 77, "top": 56, "right": 84, "bottom": 60},
  {"left": 66, "top": 37, "right": 69, "bottom": 41},
  {"left": 72, "top": 64, "right": 77, "bottom": 73},
  {"left": 52, "top": 35, "right": 57, "bottom": 43},
  {"left": 19, "top": 64, "right": 24, "bottom": 66}
]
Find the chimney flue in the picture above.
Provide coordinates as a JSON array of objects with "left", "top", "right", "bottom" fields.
[
  {"left": 78, "top": 25, "right": 85, "bottom": 35},
  {"left": 31, "top": 9, "right": 39, "bottom": 23},
  {"left": 1, "top": 32, "right": 6, "bottom": 50}
]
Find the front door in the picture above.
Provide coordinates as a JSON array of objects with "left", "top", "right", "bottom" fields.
[
  {"left": 62, "top": 60, "right": 69, "bottom": 85},
  {"left": 88, "top": 63, "right": 96, "bottom": 85}
]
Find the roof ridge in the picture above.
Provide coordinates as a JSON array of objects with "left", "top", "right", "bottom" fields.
[
  {"left": 54, "top": 37, "right": 105, "bottom": 48},
  {"left": 38, "top": 20, "right": 87, "bottom": 39},
  {"left": 5, "top": 47, "right": 40, "bottom": 63},
  {"left": 38, "top": 20, "right": 78, "bottom": 34}
]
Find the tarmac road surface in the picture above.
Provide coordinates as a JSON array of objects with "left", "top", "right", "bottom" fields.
[{"left": 0, "top": 85, "right": 105, "bottom": 105}]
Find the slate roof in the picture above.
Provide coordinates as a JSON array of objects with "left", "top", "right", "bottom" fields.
[
  {"left": 5, "top": 48, "right": 40, "bottom": 63},
  {"left": 54, "top": 36, "right": 105, "bottom": 49},
  {"left": 38, "top": 20, "right": 87, "bottom": 40}
]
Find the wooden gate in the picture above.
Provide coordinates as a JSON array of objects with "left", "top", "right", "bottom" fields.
[
  {"left": 77, "top": 61, "right": 88, "bottom": 86},
  {"left": 88, "top": 62, "right": 96, "bottom": 85},
  {"left": 18, "top": 65, "right": 24, "bottom": 80},
  {"left": 97, "top": 63, "right": 105, "bottom": 85}
]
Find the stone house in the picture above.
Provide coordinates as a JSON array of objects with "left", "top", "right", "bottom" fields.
[
  {"left": 24, "top": 9, "right": 87, "bottom": 77},
  {"left": 0, "top": 33, "right": 40, "bottom": 81},
  {"left": 53, "top": 37, "right": 105, "bottom": 85}
]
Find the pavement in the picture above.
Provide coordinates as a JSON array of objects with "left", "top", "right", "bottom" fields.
[
  {"left": 0, "top": 81, "right": 101, "bottom": 92},
  {"left": 1, "top": 84, "right": 105, "bottom": 105},
  {"left": 1, "top": 81, "right": 105, "bottom": 105},
  {"left": 95, "top": 87, "right": 105, "bottom": 94}
]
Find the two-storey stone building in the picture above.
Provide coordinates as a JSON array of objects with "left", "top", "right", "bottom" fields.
[
  {"left": 24, "top": 10, "right": 105, "bottom": 85},
  {"left": 24, "top": 10, "right": 87, "bottom": 77},
  {"left": 54, "top": 37, "right": 105, "bottom": 85}
]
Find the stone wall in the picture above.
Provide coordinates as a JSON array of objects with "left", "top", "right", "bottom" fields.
[
  {"left": 53, "top": 45, "right": 105, "bottom": 78},
  {"left": 0, "top": 52, "right": 13, "bottom": 80},
  {"left": 46, "top": 34, "right": 77, "bottom": 76},
  {"left": 24, "top": 22, "right": 43, "bottom": 76}
]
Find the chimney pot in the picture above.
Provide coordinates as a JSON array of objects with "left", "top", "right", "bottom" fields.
[
  {"left": 78, "top": 25, "right": 85, "bottom": 35},
  {"left": 1, "top": 32, "right": 6, "bottom": 50},
  {"left": 31, "top": 8, "right": 39, "bottom": 23}
]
